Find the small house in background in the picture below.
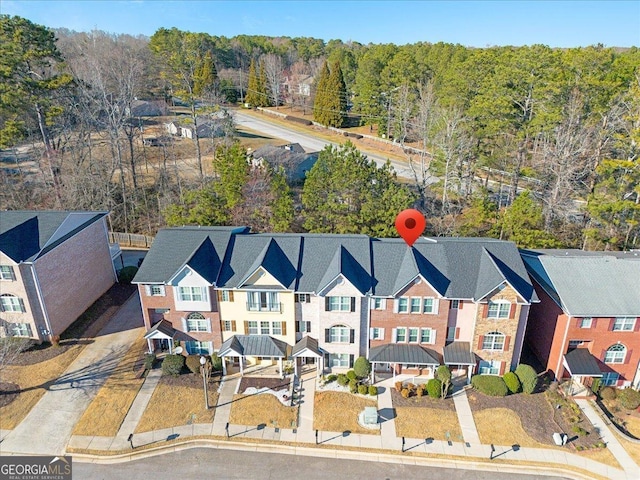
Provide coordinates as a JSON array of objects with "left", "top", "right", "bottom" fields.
[
  {"left": 250, "top": 143, "right": 319, "bottom": 184},
  {"left": 128, "top": 99, "right": 169, "bottom": 117}
]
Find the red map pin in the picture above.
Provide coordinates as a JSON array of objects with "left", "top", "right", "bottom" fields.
[{"left": 395, "top": 209, "right": 425, "bottom": 247}]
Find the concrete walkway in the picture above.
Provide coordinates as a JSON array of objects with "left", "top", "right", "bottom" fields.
[
  {"left": 116, "top": 367, "right": 163, "bottom": 439},
  {"left": 0, "top": 294, "right": 144, "bottom": 455},
  {"left": 211, "top": 375, "right": 240, "bottom": 436},
  {"left": 451, "top": 384, "right": 481, "bottom": 445},
  {"left": 294, "top": 372, "right": 316, "bottom": 443},
  {"left": 574, "top": 398, "right": 638, "bottom": 475},
  {"left": 377, "top": 379, "right": 401, "bottom": 449}
]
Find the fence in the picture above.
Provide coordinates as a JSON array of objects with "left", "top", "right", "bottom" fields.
[{"left": 109, "top": 231, "right": 154, "bottom": 249}]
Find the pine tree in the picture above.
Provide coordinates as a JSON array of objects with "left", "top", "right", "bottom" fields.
[
  {"left": 257, "top": 61, "right": 269, "bottom": 106},
  {"left": 245, "top": 58, "right": 260, "bottom": 106},
  {"left": 313, "top": 61, "right": 331, "bottom": 124},
  {"left": 194, "top": 51, "right": 218, "bottom": 97},
  {"left": 326, "top": 60, "right": 347, "bottom": 127}
]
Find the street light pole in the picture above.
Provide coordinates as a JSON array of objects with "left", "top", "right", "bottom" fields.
[{"left": 200, "top": 355, "right": 210, "bottom": 410}]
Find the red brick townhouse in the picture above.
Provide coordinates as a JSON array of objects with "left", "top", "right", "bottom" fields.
[
  {"left": 369, "top": 237, "right": 537, "bottom": 381},
  {"left": 521, "top": 250, "right": 640, "bottom": 390}
]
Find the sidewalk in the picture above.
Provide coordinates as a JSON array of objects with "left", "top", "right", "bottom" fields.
[{"left": 451, "top": 384, "right": 481, "bottom": 445}]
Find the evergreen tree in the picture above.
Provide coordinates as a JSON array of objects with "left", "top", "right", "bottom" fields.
[
  {"left": 194, "top": 51, "right": 218, "bottom": 97},
  {"left": 245, "top": 58, "right": 260, "bottom": 106},
  {"left": 325, "top": 60, "right": 348, "bottom": 127},
  {"left": 313, "top": 61, "right": 331, "bottom": 124},
  {"left": 497, "top": 191, "right": 561, "bottom": 248},
  {"left": 258, "top": 60, "right": 269, "bottom": 106}
]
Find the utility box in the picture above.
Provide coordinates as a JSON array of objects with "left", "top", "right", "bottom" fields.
[{"left": 552, "top": 432, "right": 567, "bottom": 446}]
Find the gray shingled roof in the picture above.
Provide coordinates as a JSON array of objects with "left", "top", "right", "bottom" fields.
[
  {"left": 132, "top": 226, "right": 247, "bottom": 284},
  {"left": 521, "top": 251, "right": 640, "bottom": 316},
  {"left": 443, "top": 342, "right": 476, "bottom": 365},
  {"left": 368, "top": 344, "right": 440, "bottom": 365},
  {"left": 218, "top": 335, "right": 289, "bottom": 357},
  {"left": 0, "top": 210, "right": 107, "bottom": 263},
  {"left": 564, "top": 348, "right": 602, "bottom": 376},
  {"left": 292, "top": 335, "right": 322, "bottom": 357},
  {"left": 143, "top": 319, "right": 177, "bottom": 339}
]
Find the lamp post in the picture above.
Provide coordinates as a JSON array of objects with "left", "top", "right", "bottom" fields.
[{"left": 200, "top": 355, "right": 211, "bottom": 410}]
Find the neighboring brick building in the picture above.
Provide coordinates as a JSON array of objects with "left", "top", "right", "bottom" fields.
[
  {"left": 0, "top": 211, "right": 116, "bottom": 342},
  {"left": 521, "top": 250, "right": 640, "bottom": 390}
]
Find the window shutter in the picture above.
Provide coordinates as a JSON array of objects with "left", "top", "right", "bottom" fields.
[
  {"left": 295, "top": 321, "right": 300, "bottom": 333},
  {"left": 231, "top": 320, "right": 237, "bottom": 331},
  {"left": 306, "top": 321, "right": 311, "bottom": 332},
  {"left": 350, "top": 297, "right": 356, "bottom": 312},
  {"left": 325, "top": 328, "right": 330, "bottom": 343},
  {"left": 393, "top": 300, "right": 399, "bottom": 313},
  {"left": 349, "top": 354, "right": 354, "bottom": 368},
  {"left": 431, "top": 329, "right": 436, "bottom": 344},
  {"left": 455, "top": 327, "right": 460, "bottom": 340},
  {"left": 26, "top": 323, "right": 33, "bottom": 337},
  {"left": 509, "top": 303, "right": 516, "bottom": 319},
  {"left": 434, "top": 299, "right": 439, "bottom": 314},
  {"left": 281, "top": 322, "right": 287, "bottom": 335},
  {"left": 145, "top": 285, "right": 151, "bottom": 296},
  {"left": 207, "top": 342, "right": 213, "bottom": 354},
  {"left": 392, "top": 328, "right": 397, "bottom": 342},
  {"left": 625, "top": 349, "right": 633, "bottom": 364},
  {"left": 636, "top": 318, "right": 640, "bottom": 332},
  {"left": 499, "top": 361, "right": 506, "bottom": 375},
  {"left": 610, "top": 318, "right": 615, "bottom": 330},
  {"left": 206, "top": 319, "right": 212, "bottom": 333},
  {"left": 370, "top": 328, "right": 375, "bottom": 340},
  {"left": 217, "top": 291, "right": 222, "bottom": 302},
  {"left": 592, "top": 318, "right": 598, "bottom": 329},
  {"left": 379, "top": 328, "right": 385, "bottom": 339},
  {"left": 459, "top": 300, "right": 463, "bottom": 309},
  {"left": 244, "top": 321, "right": 249, "bottom": 333},
  {"left": 18, "top": 298, "right": 26, "bottom": 313},
  {"left": 477, "top": 335, "right": 484, "bottom": 350},
  {"left": 325, "top": 297, "right": 330, "bottom": 311},
  {"left": 305, "top": 295, "right": 310, "bottom": 303},
  {"left": 181, "top": 318, "right": 188, "bottom": 331},
  {"left": 350, "top": 329, "right": 355, "bottom": 344},
  {"left": 0, "top": 301, "right": 4, "bottom": 312},
  {"left": 483, "top": 304, "right": 489, "bottom": 317},
  {"left": 229, "top": 291, "right": 234, "bottom": 302},
  {"left": 503, "top": 335, "right": 510, "bottom": 351}
]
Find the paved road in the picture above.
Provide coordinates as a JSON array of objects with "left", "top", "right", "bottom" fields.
[
  {"left": 0, "top": 295, "right": 144, "bottom": 455},
  {"left": 74, "top": 448, "right": 567, "bottom": 480},
  {"left": 233, "top": 110, "right": 416, "bottom": 180}
]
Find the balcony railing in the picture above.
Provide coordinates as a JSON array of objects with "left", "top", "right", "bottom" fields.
[{"left": 246, "top": 302, "right": 282, "bottom": 313}]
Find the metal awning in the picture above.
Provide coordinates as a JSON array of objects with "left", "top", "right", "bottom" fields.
[
  {"left": 144, "top": 319, "right": 177, "bottom": 340},
  {"left": 292, "top": 336, "right": 323, "bottom": 358},
  {"left": 564, "top": 348, "right": 602, "bottom": 377},
  {"left": 369, "top": 344, "right": 439, "bottom": 366},
  {"left": 443, "top": 341, "right": 476, "bottom": 365},
  {"left": 218, "top": 335, "right": 289, "bottom": 358}
]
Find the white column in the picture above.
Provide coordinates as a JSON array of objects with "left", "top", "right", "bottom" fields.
[
  {"left": 222, "top": 358, "right": 227, "bottom": 376},
  {"left": 294, "top": 357, "right": 298, "bottom": 377},
  {"left": 169, "top": 339, "right": 174, "bottom": 354},
  {"left": 240, "top": 357, "right": 244, "bottom": 375},
  {"left": 147, "top": 339, "right": 153, "bottom": 353},
  {"left": 279, "top": 357, "right": 283, "bottom": 377}
]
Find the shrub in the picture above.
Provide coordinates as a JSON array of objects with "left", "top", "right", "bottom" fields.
[
  {"left": 346, "top": 370, "right": 357, "bottom": 381},
  {"left": 427, "top": 378, "right": 442, "bottom": 398},
  {"left": 618, "top": 388, "right": 640, "bottom": 410},
  {"left": 286, "top": 115, "right": 312, "bottom": 126},
  {"left": 349, "top": 379, "right": 358, "bottom": 393},
  {"left": 572, "top": 425, "right": 588, "bottom": 436},
  {"left": 515, "top": 364, "right": 538, "bottom": 394},
  {"left": 51, "top": 335, "right": 61, "bottom": 347},
  {"left": 358, "top": 384, "right": 368, "bottom": 395},
  {"left": 117, "top": 266, "right": 138, "bottom": 284},
  {"left": 503, "top": 371, "right": 522, "bottom": 394},
  {"left": 337, "top": 374, "right": 349, "bottom": 386},
  {"left": 210, "top": 352, "right": 222, "bottom": 372},
  {"left": 326, "top": 374, "right": 338, "bottom": 383},
  {"left": 185, "top": 355, "right": 205, "bottom": 374},
  {"left": 395, "top": 381, "right": 403, "bottom": 392},
  {"left": 600, "top": 386, "right": 617, "bottom": 401},
  {"left": 416, "top": 386, "right": 424, "bottom": 397},
  {"left": 161, "top": 354, "right": 185, "bottom": 376},
  {"left": 590, "top": 378, "right": 601, "bottom": 395},
  {"left": 368, "top": 385, "right": 378, "bottom": 396},
  {"left": 353, "top": 356, "right": 372, "bottom": 379},
  {"left": 144, "top": 353, "right": 156, "bottom": 370},
  {"left": 401, "top": 388, "right": 410, "bottom": 398},
  {"left": 436, "top": 365, "right": 452, "bottom": 397},
  {"left": 471, "top": 375, "right": 508, "bottom": 397}
]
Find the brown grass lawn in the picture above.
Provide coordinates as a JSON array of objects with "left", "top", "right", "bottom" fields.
[
  {"left": 395, "top": 407, "right": 461, "bottom": 441},
  {"left": 314, "top": 391, "right": 378, "bottom": 435},
  {"left": 474, "top": 408, "right": 547, "bottom": 448},
  {"left": 624, "top": 415, "right": 640, "bottom": 438},
  {"left": 72, "top": 335, "right": 146, "bottom": 436},
  {"left": 135, "top": 374, "right": 218, "bottom": 433},
  {"left": 619, "top": 435, "right": 640, "bottom": 466},
  {"left": 229, "top": 394, "right": 298, "bottom": 429},
  {"left": 578, "top": 447, "right": 622, "bottom": 469},
  {"left": 0, "top": 345, "right": 83, "bottom": 430}
]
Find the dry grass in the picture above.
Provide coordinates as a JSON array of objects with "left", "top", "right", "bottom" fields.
[
  {"left": 229, "top": 393, "right": 298, "bottom": 429},
  {"left": 135, "top": 377, "right": 218, "bottom": 433},
  {"left": 473, "top": 408, "right": 547, "bottom": 448},
  {"left": 623, "top": 415, "right": 640, "bottom": 438},
  {"left": 72, "top": 335, "right": 146, "bottom": 436},
  {"left": 0, "top": 345, "right": 83, "bottom": 430},
  {"left": 618, "top": 436, "right": 640, "bottom": 466},
  {"left": 577, "top": 447, "right": 622, "bottom": 469},
  {"left": 395, "top": 407, "right": 461, "bottom": 441},
  {"left": 313, "top": 391, "right": 378, "bottom": 435}
]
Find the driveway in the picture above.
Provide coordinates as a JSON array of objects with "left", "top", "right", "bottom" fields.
[{"left": 0, "top": 294, "right": 144, "bottom": 455}]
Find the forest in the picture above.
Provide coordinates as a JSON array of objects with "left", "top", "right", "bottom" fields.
[{"left": 1, "top": 15, "right": 638, "bottom": 250}]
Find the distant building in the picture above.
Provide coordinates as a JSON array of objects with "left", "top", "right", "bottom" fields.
[{"left": 250, "top": 143, "right": 319, "bottom": 183}]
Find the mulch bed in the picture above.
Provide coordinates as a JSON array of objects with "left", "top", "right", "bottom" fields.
[
  {"left": 391, "top": 388, "right": 456, "bottom": 411},
  {"left": 239, "top": 376, "right": 291, "bottom": 393},
  {"left": 160, "top": 371, "right": 222, "bottom": 390},
  {"left": 0, "top": 381, "right": 20, "bottom": 408},
  {"left": 7, "top": 284, "right": 135, "bottom": 366}
]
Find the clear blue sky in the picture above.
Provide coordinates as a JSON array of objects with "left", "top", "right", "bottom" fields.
[{"left": 2, "top": 0, "right": 639, "bottom": 47}]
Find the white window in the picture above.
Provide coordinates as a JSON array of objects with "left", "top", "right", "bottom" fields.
[
  {"left": 446, "top": 327, "right": 456, "bottom": 341},
  {"left": 579, "top": 317, "right": 592, "bottom": 328},
  {"left": 297, "top": 320, "right": 311, "bottom": 333},
  {"left": 395, "top": 327, "right": 407, "bottom": 342},
  {"left": 247, "top": 321, "right": 259, "bottom": 334},
  {"left": 221, "top": 290, "right": 233, "bottom": 302},
  {"left": 397, "top": 298, "right": 409, "bottom": 313},
  {"left": 178, "top": 286, "right": 206, "bottom": 302},
  {"left": 260, "top": 321, "right": 270, "bottom": 335},
  {"left": 601, "top": 372, "right": 620, "bottom": 386},
  {"left": 0, "top": 295, "right": 24, "bottom": 313},
  {"left": 422, "top": 297, "right": 437, "bottom": 314},
  {"left": 11, "top": 323, "right": 32, "bottom": 337},
  {"left": 482, "top": 331, "right": 505, "bottom": 350},
  {"left": 154, "top": 308, "right": 169, "bottom": 314},
  {"left": 373, "top": 298, "right": 386, "bottom": 310},
  {"left": 247, "top": 291, "right": 280, "bottom": 312},
  {"left": 421, "top": 328, "right": 434, "bottom": 344},
  {"left": 478, "top": 360, "right": 501, "bottom": 375},
  {"left": 330, "top": 325, "right": 350, "bottom": 343},
  {"left": 0, "top": 266, "right": 15, "bottom": 280},
  {"left": 568, "top": 340, "right": 586, "bottom": 350},
  {"left": 222, "top": 320, "right": 235, "bottom": 331},
  {"left": 487, "top": 301, "right": 510, "bottom": 319},
  {"left": 185, "top": 340, "right": 212, "bottom": 355},
  {"left": 185, "top": 312, "right": 208, "bottom": 332},
  {"left": 410, "top": 298, "right": 421, "bottom": 313},
  {"left": 370, "top": 327, "right": 384, "bottom": 340},
  {"left": 450, "top": 300, "right": 460, "bottom": 309},
  {"left": 329, "top": 353, "right": 349, "bottom": 368},
  {"left": 148, "top": 285, "right": 165, "bottom": 296},
  {"left": 408, "top": 327, "right": 419, "bottom": 342},
  {"left": 295, "top": 293, "right": 310, "bottom": 303},
  {"left": 604, "top": 344, "right": 626, "bottom": 364},
  {"left": 272, "top": 321, "right": 283, "bottom": 335},
  {"left": 328, "top": 296, "right": 351, "bottom": 312},
  {"left": 613, "top": 317, "right": 635, "bottom": 332}
]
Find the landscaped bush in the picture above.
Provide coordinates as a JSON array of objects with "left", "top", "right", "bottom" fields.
[
  {"left": 326, "top": 374, "right": 338, "bottom": 383},
  {"left": 210, "top": 352, "right": 223, "bottom": 371},
  {"left": 337, "top": 374, "right": 349, "bottom": 386},
  {"left": 353, "top": 356, "right": 372, "bottom": 379},
  {"left": 436, "top": 365, "right": 452, "bottom": 397},
  {"left": 416, "top": 386, "right": 424, "bottom": 397},
  {"left": 572, "top": 425, "right": 588, "bottom": 436},
  {"left": 117, "top": 266, "right": 138, "bottom": 284},
  {"left": 600, "top": 386, "right": 617, "bottom": 401},
  {"left": 395, "top": 381, "right": 403, "bottom": 392},
  {"left": 161, "top": 354, "right": 185, "bottom": 376},
  {"left": 503, "top": 371, "right": 522, "bottom": 394},
  {"left": 185, "top": 354, "right": 204, "bottom": 374},
  {"left": 349, "top": 379, "right": 358, "bottom": 393},
  {"left": 346, "top": 370, "right": 357, "bottom": 381},
  {"left": 514, "top": 364, "right": 538, "bottom": 394},
  {"left": 426, "top": 378, "right": 442, "bottom": 399},
  {"left": 358, "top": 384, "right": 368, "bottom": 395},
  {"left": 471, "top": 375, "right": 508, "bottom": 397},
  {"left": 144, "top": 353, "right": 156, "bottom": 370},
  {"left": 618, "top": 388, "right": 640, "bottom": 410},
  {"left": 590, "top": 378, "right": 601, "bottom": 395},
  {"left": 401, "top": 388, "right": 410, "bottom": 398},
  {"left": 368, "top": 385, "right": 378, "bottom": 396}
]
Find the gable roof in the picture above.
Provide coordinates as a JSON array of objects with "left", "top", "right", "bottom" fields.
[
  {"left": 218, "top": 334, "right": 289, "bottom": 357},
  {"left": 521, "top": 250, "right": 640, "bottom": 316},
  {"left": 564, "top": 348, "right": 602, "bottom": 376},
  {"left": 251, "top": 145, "right": 319, "bottom": 182},
  {"left": 132, "top": 226, "right": 248, "bottom": 284},
  {"left": 369, "top": 343, "right": 440, "bottom": 365},
  {"left": 0, "top": 210, "right": 108, "bottom": 263}
]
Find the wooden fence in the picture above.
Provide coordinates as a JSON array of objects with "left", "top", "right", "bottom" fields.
[{"left": 109, "top": 232, "right": 154, "bottom": 249}]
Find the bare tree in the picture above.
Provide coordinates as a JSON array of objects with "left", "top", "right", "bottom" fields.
[{"left": 261, "top": 53, "right": 285, "bottom": 108}]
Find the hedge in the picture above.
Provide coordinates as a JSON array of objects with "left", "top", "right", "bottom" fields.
[
  {"left": 349, "top": 379, "right": 358, "bottom": 393},
  {"left": 353, "top": 356, "right": 372, "bottom": 379},
  {"left": 285, "top": 115, "right": 312, "bottom": 125},
  {"left": 426, "top": 378, "right": 442, "bottom": 398},
  {"left": 368, "top": 385, "right": 378, "bottom": 396},
  {"left": 346, "top": 370, "right": 357, "bottom": 381},
  {"left": 143, "top": 353, "right": 156, "bottom": 370},
  {"left": 503, "top": 371, "right": 521, "bottom": 394},
  {"left": 471, "top": 375, "right": 508, "bottom": 396},
  {"left": 337, "top": 374, "right": 349, "bottom": 386},
  {"left": 514, "top": 364, "right": 538, "bottom": 394},
  {"left": 618, "top": 388, "right": 640, "bottom": 410},
  {"left": 161, "top": 354, "right": 185, "bottom": 376},
  {"left": 358, "top": 384, "right": 368, "bottom": 395},
  {"left": 117, "top": 266, "right": 138, "bottom": 284}
]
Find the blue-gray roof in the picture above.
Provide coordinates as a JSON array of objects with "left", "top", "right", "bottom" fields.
[
  {"left": 369, "top": 343, "right": 440, "bottom": 365},
  {"left": 0, "top": 210, "right": 107, "bottom": 263},
  {"left": 564, "top": 348, "right": 602, "bottom": 376},
  {"left": 218, "top": 335, "right": 289, "bottom": 357}
]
